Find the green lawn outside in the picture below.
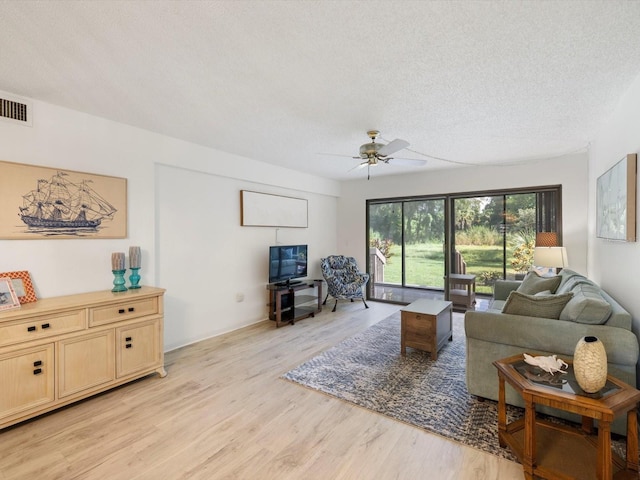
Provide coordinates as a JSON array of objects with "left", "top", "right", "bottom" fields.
[{"left": 380, "top": 243, "right": 517, "bottom": 295}]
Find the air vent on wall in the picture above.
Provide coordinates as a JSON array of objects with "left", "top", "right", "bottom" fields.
[{"left": 0, "top": 92, "right": 32, "bottom": 126}]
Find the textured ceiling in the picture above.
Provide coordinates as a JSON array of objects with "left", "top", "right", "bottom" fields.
[{"left": 1, "top": 1, "right": 640, "bottom": 180}]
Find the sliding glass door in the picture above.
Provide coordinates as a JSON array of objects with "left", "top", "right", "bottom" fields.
[
  {"left": 368, "top": 186, "right": 561, "bottom": 303},
  {"left": 368, "top": 198, "right": 446, "bottom": 301},
  {"left": 452, "top": 192, "right": 538, "bottom": 295}
]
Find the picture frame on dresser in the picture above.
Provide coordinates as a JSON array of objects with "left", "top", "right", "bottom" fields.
[
  {"left": 0, "top": 277, "right": 21, "bottom": 311},
  {"left": 0, "top": 270, "right": 37, "bottom": 303}
]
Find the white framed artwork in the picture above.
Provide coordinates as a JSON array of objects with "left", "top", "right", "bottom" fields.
[
  {"left": 596, "top": 153, "right": 637, "bottom": 242},
  {"left": 240, "top": 190, "right": 308, "bottom": 228}
]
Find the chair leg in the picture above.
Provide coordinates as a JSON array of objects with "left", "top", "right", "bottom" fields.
[
  {"left": 332, "top": 299, "right": 338, "bottom": 312},
  {"left": 362, "top": 298, "right": 369, "bottom": 309},
  {"left": 322, "top": 292, "right": 330, "bottom": 305}
]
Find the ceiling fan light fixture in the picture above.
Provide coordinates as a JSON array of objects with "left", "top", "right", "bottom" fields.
[{"left": 359, "top": 142, "right": 385, "bottom": 159}]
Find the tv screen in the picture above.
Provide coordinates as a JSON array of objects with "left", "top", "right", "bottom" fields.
[{"left": 269, "top": 244, "right": 308, "bottom": 285}]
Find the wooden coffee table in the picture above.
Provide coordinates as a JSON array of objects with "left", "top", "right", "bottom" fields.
[
  {"left": 493, "top": 354, "right": 640, "bottom": 480},
  {"left": 400, "top": 299, "right": 452, "bottom": 360}
]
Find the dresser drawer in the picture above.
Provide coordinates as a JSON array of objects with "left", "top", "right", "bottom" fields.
[
  {"left": 0, "top": 311, "right": 86, "bottom": 347},
  {"left": 89, "top": 297, "right": 159, "bottom": 327}
]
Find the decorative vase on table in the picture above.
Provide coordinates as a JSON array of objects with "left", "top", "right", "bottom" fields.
[
  {"left": 111, "top": 252, "right": 128, "bottom": 292},
  {"left": 111, "top": 269, "right": 128, "bottom": 292},
  {"left": 573, "top": 336, "right": 607, "bottom": 393},
  {"left": 128, "top": 246, "right": 142, "bottom": 289}
]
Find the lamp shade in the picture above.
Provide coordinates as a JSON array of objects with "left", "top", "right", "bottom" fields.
[
  {"left": 533, "top": 246, "right": 568, "bottom": 268},
  {"left": 536, "top": 232, "right": 558, "bottom": 247}
]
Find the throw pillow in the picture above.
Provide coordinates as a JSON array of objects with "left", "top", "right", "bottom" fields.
[
  {"left": 559, "top": 284, "right": 612, "bottom": 325},
  {"left": 534, "top": 290, "right": 553, "bottom": 296},
  {"left": 502, "top": 291, "right": 574, "bottom": 319},
  {"left": 516, "top": 272, "right": 562, "bottom": 295},
  {"left": 555, "top": 274, "right": 595, "bottom": 295}
]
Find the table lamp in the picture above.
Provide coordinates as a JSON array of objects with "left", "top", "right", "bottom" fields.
[{"left": 533, "top": 246, "right": 568, "bottom": 273}]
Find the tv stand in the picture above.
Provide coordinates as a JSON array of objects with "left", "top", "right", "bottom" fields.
[
  {"left": 267, "top": 280, "right": 323, "bottom": 328},
  {"left": 275, "top": 279, "right": 303, "bottom": 287}
]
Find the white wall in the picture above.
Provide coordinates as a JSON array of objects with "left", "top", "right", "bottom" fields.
[
  {"left": 337, "top": 153, "right": 589, "bottom": 275},
  {"left": 589, "top": 72, "right": 640, "bottom": 343},
  {"left": 156, "top": 164, "right": 338, "bottom": 350},
  {"left": 0, "top": 95, "right": 340, "bottom": 351}
]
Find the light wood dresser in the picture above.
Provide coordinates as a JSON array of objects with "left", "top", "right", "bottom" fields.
[{"left": 0, "top": 286, "right": 166, "bottom": 430}]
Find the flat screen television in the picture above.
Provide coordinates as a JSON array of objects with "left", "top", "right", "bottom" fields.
[{"left": 269, "top": 244, "right": 308, "bottom": 285}]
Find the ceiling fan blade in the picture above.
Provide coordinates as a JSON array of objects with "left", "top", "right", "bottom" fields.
[
  {"left": 377, "top": 138, "right": 410, "bottom": 157},
  {"left": 348, "top": 161, "right": 369, "bottom": 172},
  {"left": 318, "top": 152, "right": 356, "bottom": 159},
  {"left": 387, "top": 158, "right": 427, "bottom": 167}
]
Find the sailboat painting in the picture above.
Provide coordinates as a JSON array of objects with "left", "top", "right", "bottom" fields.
[{"left": 0, "top": 161, "right": 127, "bottom": 239}]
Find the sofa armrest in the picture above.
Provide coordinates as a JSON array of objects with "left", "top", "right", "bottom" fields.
[{"left": 493, "top": 280, "right": 521, "bottom": 300}]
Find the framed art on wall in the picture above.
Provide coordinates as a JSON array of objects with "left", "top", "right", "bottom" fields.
[
  {"left": 596, "top": 153, "right": 637, "bottom": 242},
  {"left": 0, "top": 270, "right": 37, "bottom": 303},
  {"left": 0, "top": 161, "right": 127, "bottom": 239},
  {"left": 240, "top": 190, "right": 308, "bottom": 228},
  {"left": 0, "top": 277, "right": 21, "bottom": 311}
]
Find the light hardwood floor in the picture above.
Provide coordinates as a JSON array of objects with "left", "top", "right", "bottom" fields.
[{"left": 0, "top": 301, "right": 523, "bottom": 480}]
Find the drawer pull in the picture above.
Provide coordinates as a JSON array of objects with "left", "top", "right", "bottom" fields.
[
  {"left": 118, "top": 308, "right": 125, "bottom": 314},
  {"left": 27, "top": 326, "right": 36, "bottom": 332},
  {"left": 125, "top": 336, "right": 132, "bottom": 341},
  {"left": 128, "top": 307, "right": 135, "bottom": 312},
  {"left": 33, "top": 368, "right": 42, "bottom": 375},
  {"left": 126, "top": 344, "right": 132, "bottom": 349},
  {"left": 41, "top": 323, "right": 50, "bottom": 329},
  {"left": 33, "top": 360, "right": 42, "bottom": 367}
]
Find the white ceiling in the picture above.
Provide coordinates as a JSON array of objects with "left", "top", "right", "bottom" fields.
[{"left": 1, "top": 1, "right": 640, "bottom": 180}]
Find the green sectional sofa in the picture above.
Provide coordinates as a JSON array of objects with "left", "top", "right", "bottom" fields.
[{"left": 464, "top": 268, "right": 639, "bottom": 434}]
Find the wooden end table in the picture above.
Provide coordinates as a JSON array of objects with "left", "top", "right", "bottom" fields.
[
  {"left": 400, "top": 299, "right": 452, "bottom": 360},
  {"left": 449, "top": 273, "right": 476, "bottom": 308},
  {"left": 493, "top": 354, "right": 640, "bottom": 480}
]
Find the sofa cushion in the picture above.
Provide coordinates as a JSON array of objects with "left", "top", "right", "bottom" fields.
[
  {"left": 559, "top": 283, "right": 612, "bottom": 325},
  {"left": 556, "top": 271, "right": 595, "bottom": 294},
  {"left": 516, "top": 272, "right": 561, "bottom": 295},
  {"left": 502, "top": 291, "right": 573, "bottom": 319}
]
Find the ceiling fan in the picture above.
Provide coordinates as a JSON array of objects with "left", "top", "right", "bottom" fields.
[{"left": 352, "top": 130, "right": 426, "bottom": 179}]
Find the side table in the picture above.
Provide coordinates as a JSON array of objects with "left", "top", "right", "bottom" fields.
[
  {"left": 449, "top": 273, "right": 476, "bottom": 308},
  {"left": 493, "top": 353, "right": 640, "bottom": 480}
]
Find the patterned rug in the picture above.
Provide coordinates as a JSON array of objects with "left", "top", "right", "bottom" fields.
[{"left": 282, "top": 311, "right": 522, "bottom": 461}]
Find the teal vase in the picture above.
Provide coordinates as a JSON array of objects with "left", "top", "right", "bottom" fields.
[
  {"left": 112, "top": 269, "right": 128, "bottom": 292},
  {"left": 129, "top": 267, "right": 141, "bottom": 289}
]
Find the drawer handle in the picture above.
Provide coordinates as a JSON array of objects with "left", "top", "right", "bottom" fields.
[
  {"left": 27, "top": 326, "right": 36, "bottom": 332},
  {"left": 126, "top": 344, "right": 132, "bottom": 349},
  {"left": 33, "top": 368, "right": 42, "bottom": 375},
  {"left": 41, "top": 323, "right": 50, "bottom": 329},
  {"left": 125, "top": 336, "right": 132, "bottom": 341},
  {"left": 34, "top": 360, "right": 42, "bottom": 367},
  {"left": 128, "top": 307, "right": 135, "bottom": 312},
  {"left": 118, "top": 308, "right": 125, "bottom": 314}
]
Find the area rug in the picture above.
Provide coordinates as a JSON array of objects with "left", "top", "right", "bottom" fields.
[{"left": 282, "top": 311, "right": 522, "bottom": 461}]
